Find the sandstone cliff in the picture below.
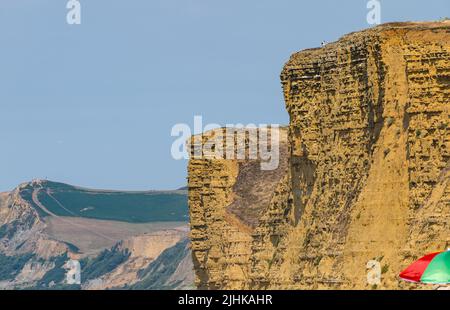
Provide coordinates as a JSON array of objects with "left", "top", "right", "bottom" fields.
[
  {"left": 188, "top": 127, "right": 289, "bottom": 289},
  {"left": 188, "top": 21, "right": 450, "bottom": 290}
]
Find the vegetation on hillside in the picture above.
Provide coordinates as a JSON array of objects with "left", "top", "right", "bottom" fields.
[
  {"left": 80, "top": 244, "right": 130, "bottom": 282},
  {"left": 23, "top": 181, "right": 189, "bottom": 223},
  {"left": 0, "top": 181, "right": 191, "bottom": 289},
  {"left": 127, "top": 238, "right": 190, "bottom": 290},
  {"left": 18, "top": 185, "right": 49, "bottom": 218},
  {"left": 36, "top": 254, "right": 70, "bottom": 288},
  {"left": 0, "top": 253, "right": 34, "bottom": 281}
]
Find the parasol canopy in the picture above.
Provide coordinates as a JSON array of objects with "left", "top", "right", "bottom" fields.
[{"left": 399, "top": 250, "right": 450, "bottom": 284}]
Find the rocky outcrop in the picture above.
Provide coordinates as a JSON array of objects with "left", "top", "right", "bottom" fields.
[
  {"left": 83, "top": 230, "right": 189, "bottom": 290},
  {"left": 188, "top": 127, "right": 289, "bottom": 289},
  {"left": 129, "top": 238, "right": 195, "bottom": 290},
  {"left": 188, "top": 21, "right": 450, "bottom": 290}
]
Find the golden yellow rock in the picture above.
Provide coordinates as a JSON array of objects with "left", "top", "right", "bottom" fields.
[{"left": 188, "top": 21, "right": 450, "bottom": 290}]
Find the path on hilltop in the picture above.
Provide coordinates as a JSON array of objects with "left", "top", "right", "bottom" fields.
[{"left": 31, "top": 187, "right": 116, "bottom": 242}]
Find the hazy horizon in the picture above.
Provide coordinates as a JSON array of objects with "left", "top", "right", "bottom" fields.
[{"left": 1, "top": 0, "right": 449, "bottom": 192}]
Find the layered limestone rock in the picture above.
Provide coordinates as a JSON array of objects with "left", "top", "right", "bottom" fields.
[
  {"left": 188, "top": 127, "right": 289, "bottom": 289},
  {"left": 188, "top": 21, "right": 449, "bottom": 290}
]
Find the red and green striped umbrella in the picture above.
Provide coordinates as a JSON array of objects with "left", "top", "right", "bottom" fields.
[{"left": 400, "top": 250, "right": 450, "bottom": 284}]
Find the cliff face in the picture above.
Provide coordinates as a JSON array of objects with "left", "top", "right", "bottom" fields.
[
  {"left": 188, "top": 21, "right": 450, "bottom": 290},
  {"left": 188, "top": 127, "right": 289, "bottom": 289}
]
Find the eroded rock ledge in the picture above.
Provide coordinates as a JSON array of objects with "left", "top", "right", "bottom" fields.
[{"left": 188, "top": 21, "right": 450, "bottom": 290}]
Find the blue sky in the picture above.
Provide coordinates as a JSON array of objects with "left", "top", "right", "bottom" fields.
[{"left": 0, "top": 0, "right": 448, "bottom": 191}]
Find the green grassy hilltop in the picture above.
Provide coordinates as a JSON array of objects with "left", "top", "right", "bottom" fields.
[{"left": 20, "top": 181, "right": 188, "bottom": 223}]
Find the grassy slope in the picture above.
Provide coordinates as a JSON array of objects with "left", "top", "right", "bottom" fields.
[{"left": 25, "top": 181, "right": 188, "bottom": 223}]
